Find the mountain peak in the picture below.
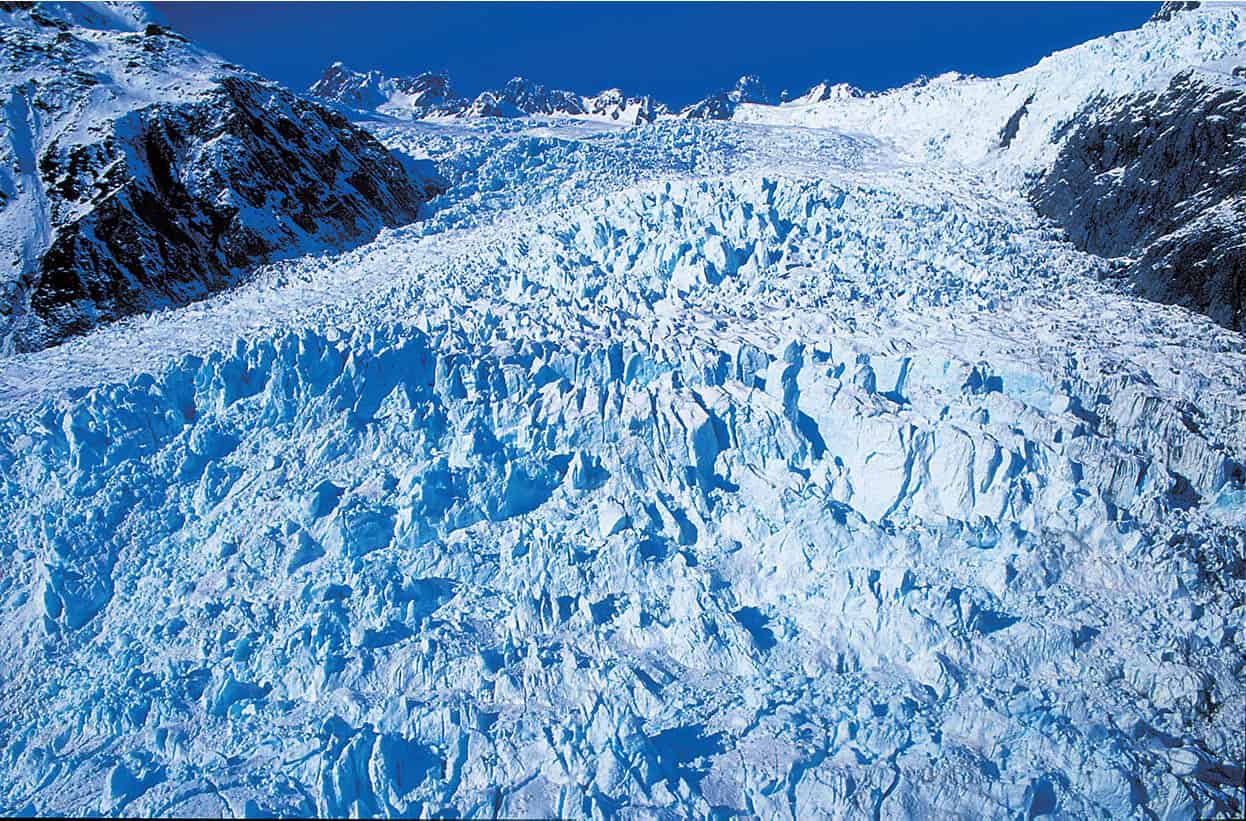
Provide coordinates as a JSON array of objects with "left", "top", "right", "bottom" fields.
[
  {"left": 1150, "top": 1, "right": 1201, "bottom": 23},
  {"left": 789, "top": 80, "right": 865, "bottom": 105},
  {"left": 307, "top": 65, "right": 664, "bottom": 123},
  {"left": 679, "top": 74, "right": 772, "bottom": 120},
  {"left": 732, "top": 74, "right": 768, "bottom": 102}
]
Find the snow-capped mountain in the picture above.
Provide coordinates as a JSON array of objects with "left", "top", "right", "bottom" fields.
[
  {"left": 467, "top": 76, "right": 592, "bottom": 118},
  {"left": 581, "top": 86, "right": 668, "bottom": 124},
  {"left": 0, "top": 2, "right": 1244, "bottom": 819},
  {"left": 735, "top": 1, "right": 1246, "bottom": 330},
  {"left": 679, "top": 73, "right": 772, "bottom": 119},
  {"left": 788, "top": 79, "right": 866, "bottom": 105},
  {"left": 0, "top": 3, "right": 439, "bottom": 353},
  {"left": 308, "top": 64, "right": 843, "bottom": 127},
  {"left": 308, "top": 62, "right": 459, "bottom": 115},
  {"left": 308, "top": 63, "right": 668, "bottom": 124}
]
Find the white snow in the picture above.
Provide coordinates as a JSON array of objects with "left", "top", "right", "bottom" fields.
[{"left": 736, "top": 3, "right": 1246, "bottom": 180}]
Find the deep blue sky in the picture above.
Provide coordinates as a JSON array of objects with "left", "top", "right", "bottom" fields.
[{"left": 153, "top": 2, "right": 1155, "bottom": 107}]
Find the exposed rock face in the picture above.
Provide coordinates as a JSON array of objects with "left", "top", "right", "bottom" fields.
[
  {"left": 997, "top": 93, "right": 1034, "bottom": 149},
  {"left": 1151, "top": 1, "right": 1201, "bottom": 23},
  {"left": 1030, "top": 69, "right": 1246, "bottom": 330},
  {"left": 0, "top": 5, "right": 437, "bottom": 353}
]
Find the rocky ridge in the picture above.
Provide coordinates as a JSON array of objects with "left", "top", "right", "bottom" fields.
[
  {"left": 0, "top": 2, "right": 439, "bottom": 353},
  {"left": 309, "top": 63, "right": 670, "bottom": 125},
  {"left": 1031, "top": 66, "right": 1246, "bottom": 330}
]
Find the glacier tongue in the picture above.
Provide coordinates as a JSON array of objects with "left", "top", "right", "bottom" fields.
[{"left": 1, "top": 9, "right": 1246, "bottom": 821}]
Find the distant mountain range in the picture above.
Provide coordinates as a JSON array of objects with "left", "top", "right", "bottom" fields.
[
  {"left": 309, "top": 63, "right": 669, "bottom": 123},
  {"left": 308, "top": 63, "right": 867, "bottom": 123}
]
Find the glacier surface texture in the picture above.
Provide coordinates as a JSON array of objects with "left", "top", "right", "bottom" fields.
[{"left": 0, "top": 1, "right": 1244, "bottom": 818}]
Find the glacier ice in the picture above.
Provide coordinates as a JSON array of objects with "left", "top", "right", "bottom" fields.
[{"left": 0, "top": 2, "right": 1244, "bottom": 819}]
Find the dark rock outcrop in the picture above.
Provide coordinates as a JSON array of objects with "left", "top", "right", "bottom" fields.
[
  {"left": 1030, "top": 70, "right": 1246, "bottom": 330},
  {"left": 998, "top": 93, "right": 1035, "bottom": 149},
  {"left": 1150, "top": 2, "right": 1201, "bottom": 23},
  {"left": 25, "top": 78, "right": 434, "bottom": 350}
]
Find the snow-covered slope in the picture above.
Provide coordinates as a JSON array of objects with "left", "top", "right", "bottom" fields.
[
  {"left": 1032, "top": 66, "right": 1246, "bottom": 329},
  {"left": 786, "top": 80, "right": 865, "bottom": 106},
  {"left": 0, "top": 3, "right": 1244, "bottom": 820},
  {"left": 735, "top": 3, "right": 1246, "bottom": 175},
  {"left": 734, "top": 2, "right": 1246, "bottom": 329},
  {"left": 0, "top": 3, "right": 439, "bottom": 354}
]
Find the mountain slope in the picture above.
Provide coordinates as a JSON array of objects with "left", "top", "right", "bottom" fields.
[
  {"left": 1032, "top": 67, "right": 1246, "bottom": 329},
  {"left": 0, "top": 3, "right": 438, "bottom": 354},
  {"left": 733, "top": 3, "right": 1246, "bottom": 328},
  {"left": 679, "top": 74, "right": 772, "bottom": 119}
]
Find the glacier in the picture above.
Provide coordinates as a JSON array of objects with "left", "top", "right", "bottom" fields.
[{"left": 0, "top": 2, "right": 1244, "bottom": 819}]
